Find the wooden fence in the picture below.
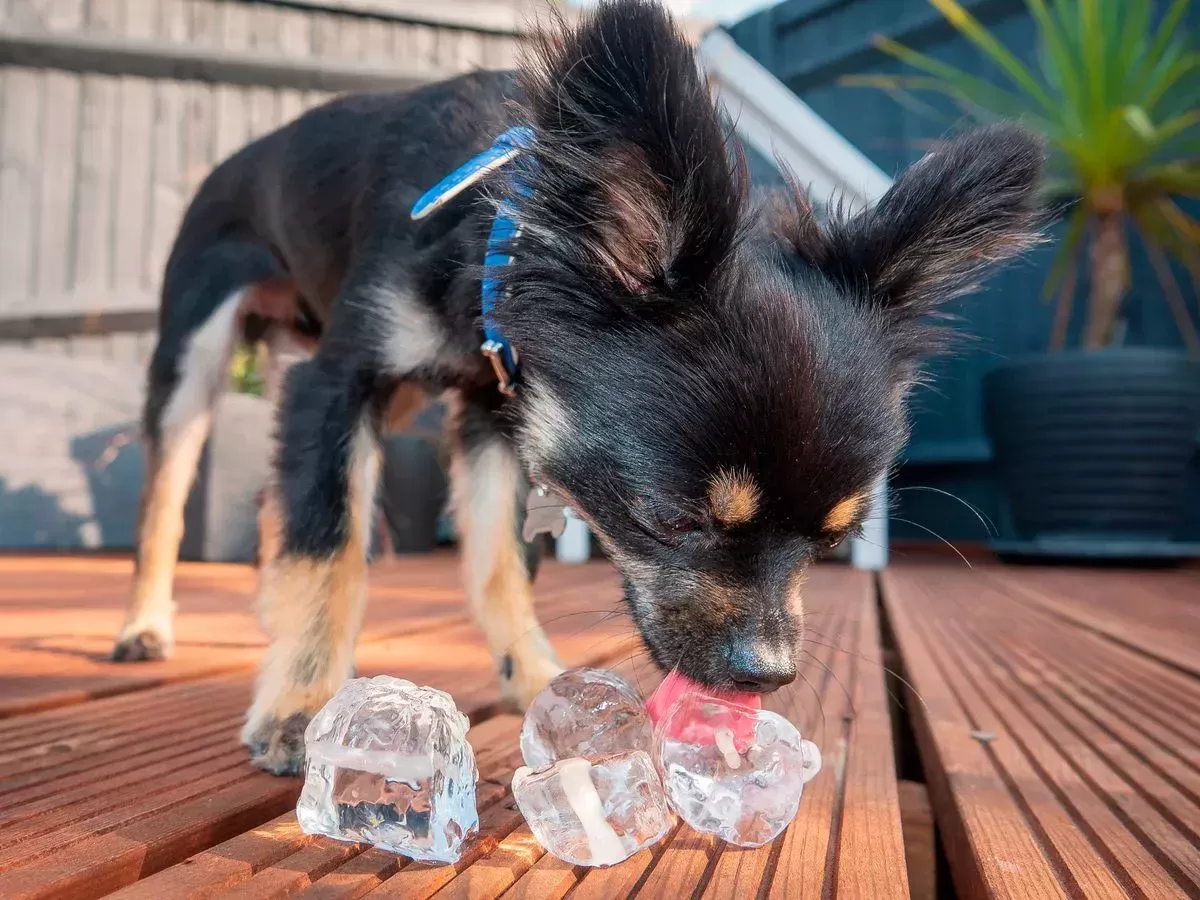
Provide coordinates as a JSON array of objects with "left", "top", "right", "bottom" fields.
[{"left": 0, "top": 0, "right": 529, "bottom": 365}]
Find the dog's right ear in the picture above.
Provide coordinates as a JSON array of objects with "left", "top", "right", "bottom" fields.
[
  {"left": 510, "top": 0, "right": 745, "bottom": 304},
  {"left": 787, "top": 123, "right": 1045, "bottom": 362}
]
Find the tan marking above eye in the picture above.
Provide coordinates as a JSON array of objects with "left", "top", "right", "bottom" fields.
[
  {"left": 707, "top": 468, "right": 762, "bottom": 526},
  {"left": 823, "top": 492, "right": 866, "bottom": 532}
]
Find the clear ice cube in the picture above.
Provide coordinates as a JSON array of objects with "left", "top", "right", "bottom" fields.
[
  {"left": 520, "top": 667, "right": 653, "bottom": 771},
  {"left": 512, "top": 751, "right": 674, "bottom": 867},
  {"left": 656, "top": 693, "right": 821, "bottom": 847},
  {"left": 295, "top": 675, "right": 478, "bottom": 863}
]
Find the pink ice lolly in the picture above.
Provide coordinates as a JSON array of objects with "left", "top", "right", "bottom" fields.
[{"left": 646, "top": 671, "right": 761, "bottom": 750}]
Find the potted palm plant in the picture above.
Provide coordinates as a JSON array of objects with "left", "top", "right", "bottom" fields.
[{"left": 851, "top": 0, "right": 1200, "bottom": 559}]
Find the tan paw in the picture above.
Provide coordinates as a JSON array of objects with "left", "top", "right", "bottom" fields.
[
  {"left": 241, "top": 677, "right": 339, "bottom": 776},
  {"left": 243, "top": 712, "right": 310, "bottom": 776},
  {"left": 500, "top": 651, "right": 564, "bottom": 711},
  {"left": 111, "top": 629, "right": 171, "bottom": 662}
]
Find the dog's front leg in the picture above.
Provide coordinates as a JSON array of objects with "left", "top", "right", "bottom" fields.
[
  {"left": 241, "top": 358, "right": 380, "bottom": 775},
  {"left": 450, "top": 394, "right": 563, "bottom": 709}
]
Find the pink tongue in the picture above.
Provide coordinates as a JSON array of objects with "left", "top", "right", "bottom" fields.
[{"left": 646, "top": 671, "right": 761, "bottom": 749}]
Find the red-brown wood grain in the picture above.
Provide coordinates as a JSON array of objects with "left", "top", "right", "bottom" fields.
[{"left": 6, "top": 553, "right": 1187, "bottom": 898}]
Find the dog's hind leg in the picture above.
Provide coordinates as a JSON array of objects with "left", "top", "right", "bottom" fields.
[
  {"left": 242, "top": 356, "right": 384, "bottom": 775},
  {"left": 112, "top": 292, "right": 244, "bottom": 662},
  {"left": 113, "top": 226, "right": 290, "bottom": 661},
  {"left": 450, "top": 391, "right": 563, "bottom": 710}
]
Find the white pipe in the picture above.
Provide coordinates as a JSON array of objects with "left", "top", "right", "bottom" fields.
[
  {"left": 851, "top": 474, "right": 889, "bottom": 570},
  {"left": 556, "top": 509, "right": 591, "bottom": 564}
]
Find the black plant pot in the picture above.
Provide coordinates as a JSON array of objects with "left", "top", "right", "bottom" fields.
[{"left": 982, "top": 348, "right": 1200, "bottom": 561}]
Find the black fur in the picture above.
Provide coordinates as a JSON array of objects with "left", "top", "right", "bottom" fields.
[
  {"left": 145, "top": 239, "right": 284, "bottom": 439},
  {"left": 150, "top": 0, "right": 1043, "bottom": 694}
]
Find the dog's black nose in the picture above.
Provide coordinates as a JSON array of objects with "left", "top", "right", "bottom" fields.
[{"left": 725, "top": 641, "right": 796, "bottom": 693}]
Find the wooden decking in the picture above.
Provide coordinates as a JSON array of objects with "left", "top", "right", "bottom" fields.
[
  {"left": 0, "top": 554, "right": 1196, "bottom": 898},
  {"left": 883, "top": 564, "right": 1200, "bottom": 899}
]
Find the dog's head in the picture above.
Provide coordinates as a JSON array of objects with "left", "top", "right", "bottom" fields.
[{"left": 497, "top": 0, "right": 1043, "bottom": 693}]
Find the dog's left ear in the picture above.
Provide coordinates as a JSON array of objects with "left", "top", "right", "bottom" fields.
[{"left": 797, "top": 123, "right": 1045, "bottom": 360}]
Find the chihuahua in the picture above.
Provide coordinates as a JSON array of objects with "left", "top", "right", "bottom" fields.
[{"left": 111, "top": 0, "right": 1043, "bottom": 773}]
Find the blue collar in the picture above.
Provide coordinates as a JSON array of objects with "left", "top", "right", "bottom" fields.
[{"left": 411, "top": 126, "right": 535, "bottom": 396}]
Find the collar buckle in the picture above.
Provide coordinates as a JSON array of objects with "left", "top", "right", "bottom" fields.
[{"left": 481, "top": 340, "right": 518, "bottom": 397}]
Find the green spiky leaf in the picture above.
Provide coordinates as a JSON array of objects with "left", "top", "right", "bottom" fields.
[{"left": 857, "top": 0, "right": 1199, "bottom": 349}]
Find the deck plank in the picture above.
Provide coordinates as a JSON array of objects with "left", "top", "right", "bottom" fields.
[
  {"left": 882, "top": 563, "right": 1200, "bottom": 899},
  {"left": 292, "top": 849, "right": 404, "bottom": 900},
  {"left": 0, "top": 553, "right": 608, "bottom": 644},
  {"left": 107, "top": 716, "right": 525, "bottom": 900},
  {"left": 0, "top": 772, "right": 297, "bottom": 900},
  {"left": 632, "top": 828, "right": 721, "bottom": 898},
  {"left": 765, "top": 587, "right": 856, "bottom": 898},
  {"left": 936, "top": 617, "right": 1194, "bottom": 897},
  {"left": 562, "top": 833, "right": 676, "bottom": 900},
  {"left": 501, "top": 851, "right": 581, "bottom": 900},
  {"left": 428, "top": 824, "right": 544, "bottom": 899},
  {"left": 987, "top": 566, "right": 1200, "bottom": 680},
  {"left": 881, "top": 567, "right": 1068, "bottom": 900},
  {"left": 926, "top": 616, "right": 1137, "bottom": 898},
  {"left": 831, "top": 575, "right": 910, "bottom": 900}
]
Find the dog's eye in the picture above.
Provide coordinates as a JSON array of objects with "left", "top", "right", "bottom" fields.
[
  {"left": 628, "top": 497, "right": 707, "bottom": 543},
  {"left": 659, "top": 515, "right": 702, "bottom": 536},
  {"left": 650, "top": 508, "right": 707, "bottom": 542}
]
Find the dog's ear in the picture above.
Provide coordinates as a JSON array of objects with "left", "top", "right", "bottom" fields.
[
  {"left": 513, "top": 0, "right": 744, "bottom": 299},
  {"left": 792, "top": 124, "right": 1045, "bottom": 360}
]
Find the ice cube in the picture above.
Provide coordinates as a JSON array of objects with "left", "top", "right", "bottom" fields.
[
  {"left": 296, "top": 675, "right": 478, "bottom": 863},
  {"left": 512, "top": 751, "right": 674, "bottom": 866},
  {"left": 656, "top": 692, "right": 821, "bottom": 847},
  {"left": 520, "top": 667, "right": 653, "bottom": 770}
]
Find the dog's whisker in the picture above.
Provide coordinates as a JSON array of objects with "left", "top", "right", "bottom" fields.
[
  {"left": 894, "top": 485, "right": 997, "bottom": 537},
  {"left": 776, "top": 681, "right": 805, "bottom": 733},
  {"left": 845, "top": 534, "right": 893, "bottom": 555},
  {"left": 800, "top": 642, "right": 929, "bottom": 714},
  {"left": 624, "top": 646, "right": 661, "bottom": 699},
  {"left": 890, "top": 517, "right": 973, "bottom": 568},
  {"left": 791, "top": 668, "right": 828, "bottom": 743},
  {"left": 797, "top": 647, "right": 857, "bottom": 720},
  {"left": 499, "top": 608, "right": 629, "bottom": 657}
]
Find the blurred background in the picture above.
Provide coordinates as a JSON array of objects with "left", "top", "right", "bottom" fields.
[{"left": 0, "top": 0, "right": 1196, "bottom": 566}]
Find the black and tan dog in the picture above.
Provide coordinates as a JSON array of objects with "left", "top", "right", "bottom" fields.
[{"left": 110, "top": 0, "right": 1043, "bottom": 774}]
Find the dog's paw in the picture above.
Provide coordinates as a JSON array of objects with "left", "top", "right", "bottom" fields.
[
  {"left": 243, "top": 712, "right": 310, "bottom": 776},
  {"left": 500, "top": 652, "right": 564, "bottom": 711},
  {"left": 110, "top": 630, "right": 170, "bottom": 662}
]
